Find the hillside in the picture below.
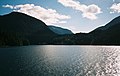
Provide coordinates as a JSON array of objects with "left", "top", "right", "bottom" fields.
[
  {"left": 51, "top": 16, "right": 120, "bottom": 45},
  {"left": 89, "top": 16, "right": 120, "bottom": 45},
  {"left": 0, "top": 12, "right": 57, "bottom": 46},
  {"left": 0, "top": 12, "right": 120, "bottom": 46}
]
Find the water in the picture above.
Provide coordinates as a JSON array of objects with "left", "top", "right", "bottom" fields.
[{"left": 0, "top": 45, "right": 120, "bottom": 76}]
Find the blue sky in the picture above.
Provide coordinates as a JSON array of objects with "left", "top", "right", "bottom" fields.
[{"left": 0, "top": 0, "right": 120, "bottom": 33}]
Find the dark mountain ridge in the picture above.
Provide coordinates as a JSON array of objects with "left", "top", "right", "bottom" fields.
[
  {"left": 0, "top": 12, "right": 54, "bottom": 34},
  {"left": 0, "top": 12, "right": 57, "bottom": 46},
  {"left": 87, "top": 16, "right": 120, "bottom": 45},
  {"left": 0, "top": 12, "right": 120, "bottom": 46},
  {"left": 92, "top": 16, "right": 120, "bottom": 31},
  {"left": 51, "top": 16, "right": 120, "bottom": 45}
]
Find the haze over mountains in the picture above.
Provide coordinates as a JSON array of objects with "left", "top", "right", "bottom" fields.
[
  {"left": 49, "top": 25, "right": 73, "bottom": 35},
  {"left": 0, "top": 12, "right": 120, "bottom": 46}
]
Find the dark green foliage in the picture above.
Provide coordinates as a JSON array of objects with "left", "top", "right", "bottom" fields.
[{"left": 0, "top": 32, "right": 30, "bottom": 46}]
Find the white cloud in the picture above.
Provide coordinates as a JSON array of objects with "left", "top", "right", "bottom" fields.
[
  {"left": 2, "top": 4, "right": 71, "bottom": 25},
  {"left": 58, "top": 0, "right": 102, "bottom": 20},
  {"left": 58, "top": 21, "right": 67, "bottom": 23},
  {"left": 110, "top": 3, "right": 120, "bottom": 13},
  {"left": 2, "top": 4, "right": 14, "bottom": 9}
]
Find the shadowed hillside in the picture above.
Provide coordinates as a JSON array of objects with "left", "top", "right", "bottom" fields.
[
  {"left": 51, "top": 16, "right": 120, "bottom": 45},
  {"left": 0, "top": 12, "right": 57, "bottom": 46},
  {"left": 0, "top": 12, "right": 120, "bottom": 46}
]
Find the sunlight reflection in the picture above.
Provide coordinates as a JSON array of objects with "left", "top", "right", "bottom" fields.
[{"left": 34, "top": 46, "right": 120, "bottom": 76}]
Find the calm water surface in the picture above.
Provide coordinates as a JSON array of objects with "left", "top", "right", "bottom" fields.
[{"left": 0, "top": 45, "right": 120, "bottom": 76}]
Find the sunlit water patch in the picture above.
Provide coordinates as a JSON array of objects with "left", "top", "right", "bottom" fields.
[{"left": 0, "top": 46, "right": 120, "bottom": 76}]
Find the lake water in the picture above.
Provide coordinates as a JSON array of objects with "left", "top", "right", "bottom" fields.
[{"left": 0, "top": 45, "right": 120, "bottom": 76}]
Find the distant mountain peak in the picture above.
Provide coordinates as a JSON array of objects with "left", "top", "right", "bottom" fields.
[{"left": 48, "top": 25, "right": 73, "bottom": 35}]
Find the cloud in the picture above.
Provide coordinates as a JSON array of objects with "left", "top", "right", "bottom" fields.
[
  {"left": 58, "top": 0, "right": 102, "bottom": 20},
  {"left": 110, "top": 3, "right": 120, "bottom": 13},
  {"left": 2, "top": 4, "right": 71, "bottom": 25},
  {"left": 2, "top": 4, "right": 14, "bottom": 9}
]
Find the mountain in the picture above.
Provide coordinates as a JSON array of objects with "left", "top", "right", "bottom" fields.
[
  {"left": 51, "top": 16, "right": 120, "bottom": 45},
  {"left": 89, "top": 16, "right": 120, "bottom": 45},
  {"left": 0, "top": 12, "right": 57, "bottom": 46},
  {"left": 48, "top": 25, "right": 73, "bottom": 35},
  {"left": 0, "top": 12, "right": 120, "bottom": 46},
  {"left": 91, "top": 16, "right": 120, "bottom": 32},
  {"left": 76, "top": 16, "right": 120, "bottom": 45}
]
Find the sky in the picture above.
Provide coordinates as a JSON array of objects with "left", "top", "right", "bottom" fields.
[{"left": 0, "top": 0, "right": 120, "bottom": 33}]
